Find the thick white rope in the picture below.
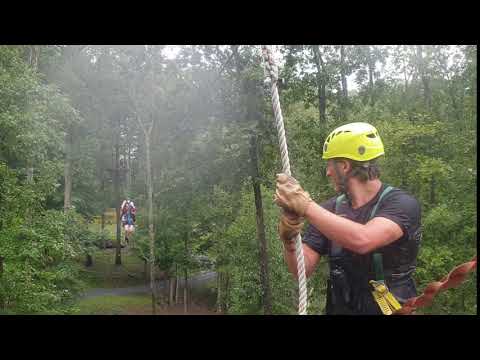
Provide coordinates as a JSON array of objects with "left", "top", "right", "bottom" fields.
[{"left": 261, "top": 45, "right": 308, "bottom": 315}]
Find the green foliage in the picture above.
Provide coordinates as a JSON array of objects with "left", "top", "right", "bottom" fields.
[
  {"left": 0, "top": 162, "right": 93, "bottom": 314},
  {"left": 203, "top": 184, "right": 297, "bottom": 314}
]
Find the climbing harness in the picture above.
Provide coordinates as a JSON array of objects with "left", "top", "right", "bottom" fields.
[
  {"left": 335, "top": 186, "right": 477, "bottom": 315},
  {"left": 335, "top": 186, "right": 401, "bottom": 314},
  {"left": 261, "top": 45, "right": 308, "bottom": 315}
]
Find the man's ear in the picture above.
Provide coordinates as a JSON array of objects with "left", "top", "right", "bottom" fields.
[{"left": 340, "top": 159, "right": 353, "bottom": 174}]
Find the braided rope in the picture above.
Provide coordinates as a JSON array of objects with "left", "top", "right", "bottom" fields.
[
  {"left": 395, "top": 256, "right": 477, "bottom": 315},
  {"left": 261, "top": 45, "right": 308, "bottom": 315}
]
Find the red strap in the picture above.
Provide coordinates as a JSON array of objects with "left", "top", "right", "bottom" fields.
[{"left": 394, "top": 256, "right": 477, "bottom": 315}]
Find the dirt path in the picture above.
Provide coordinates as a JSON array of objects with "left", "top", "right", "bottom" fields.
[{"left": 82, "top": 271, "right": 216, "bottom": 299}]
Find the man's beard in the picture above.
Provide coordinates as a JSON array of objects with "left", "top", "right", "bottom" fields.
[{"left": 330, "top": 179, "right": 340, "bottom": 193}]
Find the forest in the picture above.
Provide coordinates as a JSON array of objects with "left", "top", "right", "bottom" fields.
[{"left": 0, "top": 44, "right": 476, "bottom": 315}]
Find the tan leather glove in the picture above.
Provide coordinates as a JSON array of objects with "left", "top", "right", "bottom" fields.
[
  {"left": 278, "top": 212, "right": 304, "bottom": 243},
  {"left": 274, "top": 173, "right": 313, "bottom": 217}
]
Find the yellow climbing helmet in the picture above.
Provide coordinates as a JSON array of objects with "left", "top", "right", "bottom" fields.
[{"left": 322, "top": 122, "right": 385, "bottom": 161}]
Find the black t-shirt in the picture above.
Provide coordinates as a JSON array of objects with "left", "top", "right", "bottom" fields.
[
  {"left": 303, "top": 183, "right": 422, "bottom": 312},
  {"left": 304, "top": 183, "right": 421, "bottom": 259}
]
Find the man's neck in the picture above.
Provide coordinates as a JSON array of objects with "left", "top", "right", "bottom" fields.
[{"left": 348, "top": 179, "right": 383, "bottom": 209}]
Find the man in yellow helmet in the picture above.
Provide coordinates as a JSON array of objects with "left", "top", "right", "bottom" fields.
[{"left": 275, "top": 122, "right": 422, "bottom": 315}]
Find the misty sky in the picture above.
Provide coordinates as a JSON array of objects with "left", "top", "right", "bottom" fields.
[
  {"left": 162, "top": 45, "right": 464, "bottom": 93},
  {"left": 163, "top": 45, "right": 361, "bottom": 91}
]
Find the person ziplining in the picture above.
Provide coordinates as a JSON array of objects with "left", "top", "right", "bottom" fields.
[{"left": 121, "top": 198, "right": 136, "bottom": 244}]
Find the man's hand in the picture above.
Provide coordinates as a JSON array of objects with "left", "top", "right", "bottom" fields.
[
  {"left": 278, "top": 212, "right": 304, "bottom": 243},
  {"left": 274, "top": 173, "right": 312, "bottom": 217}
]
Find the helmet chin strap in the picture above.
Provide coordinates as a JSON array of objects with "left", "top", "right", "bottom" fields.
[{"left": 333, "top": 160, "right": 351, "bottom": 204}]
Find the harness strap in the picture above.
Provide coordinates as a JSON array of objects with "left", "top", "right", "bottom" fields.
[
  {"left": 331, "top": 194, "right": 347, "bottom": 256},
  {"left": 369, "top": 186, "right": 393, "bottom": 281},
  {"left": 369, "top": 186, "right": 393, "bottom": 221}
]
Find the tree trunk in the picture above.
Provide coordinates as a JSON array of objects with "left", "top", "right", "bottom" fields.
[
  {"left": 101, "top": 178, "right": 106, "bottom": 249},
  {"left": 175, "top": 273, "right": 180, "bottom": 305},
  {"left": 100, "top": 211, "right": 105, "bottom": 232},
  {"left": 340, "top": 45, "right": 348, "bottom": 99},
  {"left": 422, "top": 76, "right": 432, "bottom": 111},
  {"left": 114, "top": 136, "right": 122, "bottom": 266},
  {"left": 26, "top": 166, "right": 34, "bottom": 184},
  {"left": 312, "top": 46, "right": 327, "bottom": 124},
  {"left": 151, "top": 285, "right": 157, "bottom": 315},
  {"left": 0, "top": 256, "right": 4, "bottom": 309},
  {"left": 429, "top": 174, "right": 436, "bottom": 206},
  {"left": 184, "top": 268, "right": 188, "bottom": 314},
  {"left": 339, "top": 45, "right": 348, "bottom": 122},
  {"left": 448, "top": 81, "right": 462, "bottom": 123},
  {"left": 231, "top": 45, "right": 244, "bottom": 74},
  {"left": 169, "top": 276, "right": 175, "bottom": 306},
  {"left": 28, "top": 45, "right": 40, "bottom": 71},
  {"left": 224, "top": 272, "right": 230, "bottom": 314},
  {"left": 367, "top": 46, "right": 376, "bottom": 107},
  {"left": 250, "top": 135, "right": 272, "bottom": 315},
  {"left": 183, "top": 232, "right": 189, "bottom": 314},
  {"left": 26, "top": 46, "right": 41, "bottom": 185},
  {"left": 144, "top": 258, "right": 148, "bottom": 281},
  {"left": 125, "top": 142, "right": 131, "bottom": 193},
  {"left": 144, "top": 134, "right": 156, "bottom": 315},
  {"left": 216, "top": 271, "right": 222, "bottom": 313},
  {"left": 403, "top": 55, "right": 409, "bottom": 94},
  {"left": 64, "top": 127, "right": 73, "bottom": 213},
  {"left": 472, "top": 51, "right": 477, "bottom": 132},
  {"left": 85, "top": 253, "right": 93, "bottom": 267},
  {"left": 416, "top": 45, "right": 432, "bottom": 111},
  {"left": 319, "top": 82, "right": 326, "bottom": 123},
  {"left": 217, "top": 270, "right": 230, "bottom": 313}
]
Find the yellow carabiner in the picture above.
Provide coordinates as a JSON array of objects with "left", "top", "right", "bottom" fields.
[
  {"left": 370, "top": 280, "right": 402, "bottom": 315},
  {"left": 372, "top": 289, "right": 393, "bottom": 315}
]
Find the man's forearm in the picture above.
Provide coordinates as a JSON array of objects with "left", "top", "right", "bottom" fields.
[
  {"left": 283, "top": 240, "right": 299, "bottom": 278},
  {"left": 304, "top": 202, "right": 368, "bottom": 253}
]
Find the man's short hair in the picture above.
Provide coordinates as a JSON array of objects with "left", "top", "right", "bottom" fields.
[{"left": 336, "top": 158, "right": 381, "bottom": 182}]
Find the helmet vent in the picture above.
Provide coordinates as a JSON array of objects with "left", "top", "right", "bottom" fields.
[{"left": 366, "top": 133, "right": 377, "bottom": 138}]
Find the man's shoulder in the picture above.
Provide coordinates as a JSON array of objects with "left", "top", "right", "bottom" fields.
[
  {"left": 385, "top": 185, "right": 418, "bottom": 201},
  {"left": 382, "top": 185, "right": 421, "bottom": 212}
]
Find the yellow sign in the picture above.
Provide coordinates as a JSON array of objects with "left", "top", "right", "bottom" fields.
[{"left": 92, "top": 208, "right": 117, "bottom": 225}]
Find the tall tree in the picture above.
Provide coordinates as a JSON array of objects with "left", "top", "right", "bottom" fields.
[
  {"left": 250, "top": 134, "right": 272, "bottom": 314},
  {"left": 25, "top": 46, "right": 42, "bottom": 184},
  {"left": 416, "top": 45, "right": 432, "bottom": 111},
  {"left": 311, "top": 46, "right": 328, "bottom": 124}
]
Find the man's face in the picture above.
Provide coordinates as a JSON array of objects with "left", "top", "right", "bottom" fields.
[{"left": 325, "top": 159, "right": 347, "bottom": 192}]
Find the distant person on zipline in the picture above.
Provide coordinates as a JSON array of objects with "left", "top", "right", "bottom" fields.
[
  {"left": 275, "top": 122, "right": 422, "bottom": 315},
  {"left": 121, "top": 199, "right": 136, "bottom": 243}
]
